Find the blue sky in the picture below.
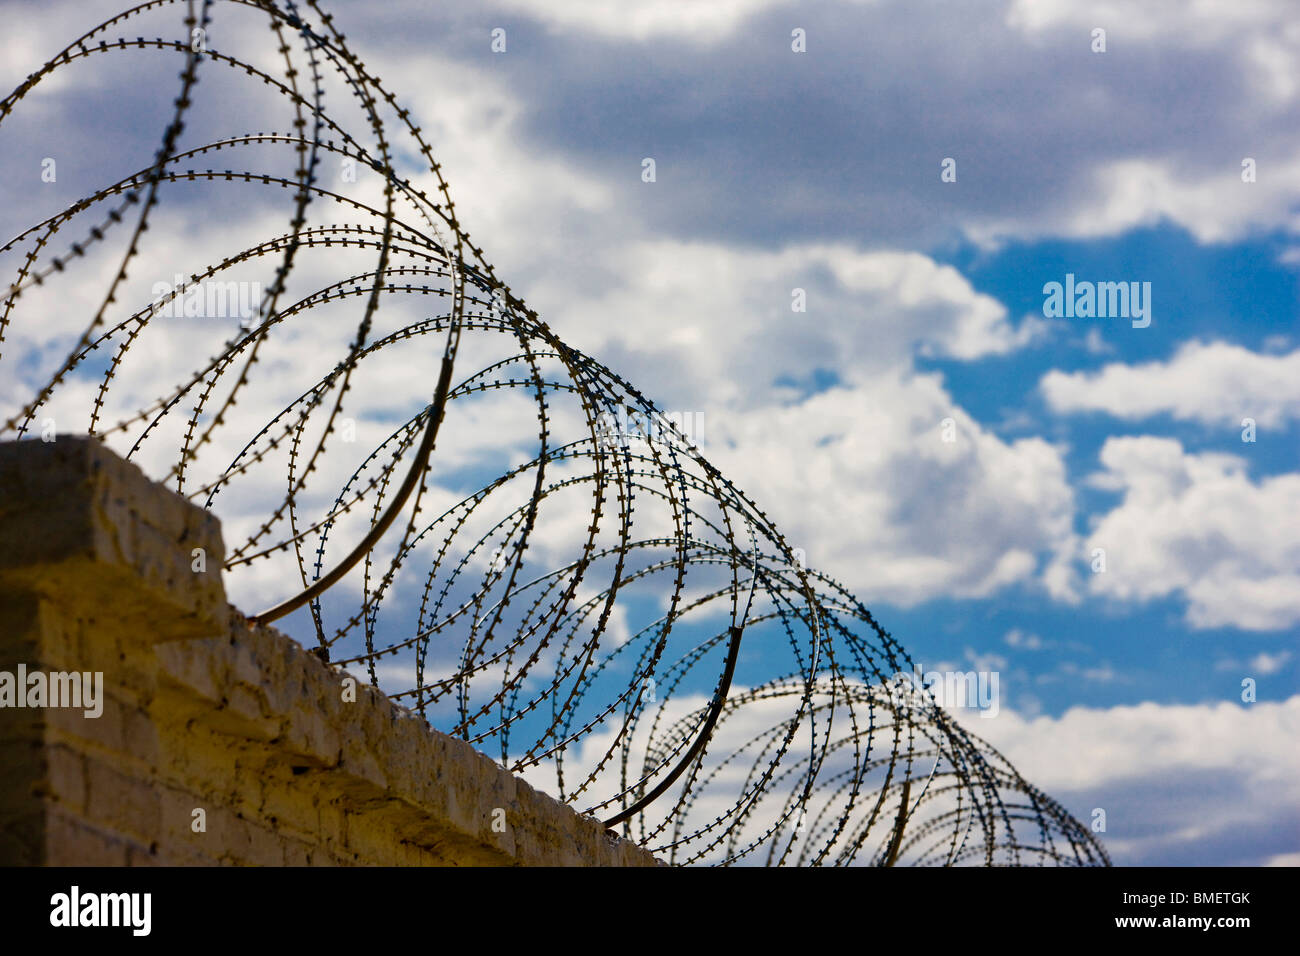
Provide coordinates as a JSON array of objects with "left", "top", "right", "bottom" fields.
[{"left": 1, "top": 0, "right": 1297, "bottom": 866}]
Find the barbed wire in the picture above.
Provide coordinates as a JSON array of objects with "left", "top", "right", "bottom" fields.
[{"left": 0, "top": 0, "right": 1108, "bottom": 866}]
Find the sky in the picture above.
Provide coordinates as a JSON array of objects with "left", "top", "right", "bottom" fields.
[{"left": 1, "top": 0, "right": 1297, "bottom": 866}]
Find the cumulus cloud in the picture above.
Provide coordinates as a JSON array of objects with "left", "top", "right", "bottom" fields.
[
  {"left": 704, "top": 371, "right": 1079, "bottom": 606},
  {"left": 1005, "top": 628, "right": 1045, "bottom": 650},
  {"left": 962, "top": 695, "right": 1300, "bottom": 865},
  {"left": 4, "top": 0, "right": 1298, "bottom": 869},
  {"left": 491, "top": 0, "right": 801, "bottom": 42},
  {"left": 471, "top": 0, "right": 1300, "bottom": 251},
  {"left": 1006, "top": 0, "right": 1300, "bottom": 57},
  {"left": 1006, "top": 0, "right": 1300, "bottom": 118},
  {"left": 1216, "top": 651, "right": 1293, "bottom": 676},
  {"left": 525, "top": 239, "right": 1042, "bottom": 409},
  {"left": 1058, "top": 158, "right": 1300, "bottom": 245},
  {"left": 10, "top": 0, "right": 1297, "bottom": 628},
  {"left": 0, "top": 6, "right": 1079, "bottom": 620},
  {"left": 469, "top": 229, "right": 1074, "bottom": 609},
  {"left": 1041, "top": 340, "right": 1300, "bottom": 427},
  {"left": 1084, "top": 437, "right": 1300, "bottom": 630}
]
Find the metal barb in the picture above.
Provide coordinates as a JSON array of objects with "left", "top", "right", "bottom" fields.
[{"left": 0, "top": 0, "right": 1109, "bottom": 867}]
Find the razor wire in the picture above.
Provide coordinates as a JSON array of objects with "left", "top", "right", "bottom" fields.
[{"left": 0, "top": 0, "right": 1109, "bottom": 866}]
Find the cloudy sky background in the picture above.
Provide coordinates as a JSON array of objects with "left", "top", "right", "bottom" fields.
[{"left": 1, "top": 0, "right": 1297, "bottom": 865}]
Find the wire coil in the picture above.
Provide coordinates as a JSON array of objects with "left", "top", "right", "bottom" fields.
[{"left": 0, "top": 0, "right": 1109, "bottom": 866}]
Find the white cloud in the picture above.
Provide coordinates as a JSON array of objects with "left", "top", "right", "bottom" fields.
[
  {"left": 1217, "top": 651, "right": 1293, "bottom": 676},
  {"left": 491, "top": 0, "right": 829, "bottom": 42},
  {"left": 967, "top": 156, "right": 1300, "bottom": 248},
  {"left": 5, "top": 3, "right": 1299, "bottom": 867},
  {"left": 988, "top": 0, "right": 1300, "bottom": 246},
  {"left": 704, "top": 371, "right": 1079, "bottom": 606},
  {"left": 524, "top": 239, "right": 1042, "bottom": 412},
  {"left": 961, "top": 695, "right": 1300, "bottom": 865},
  {"left": 1007, "top": 0, "right": 1300, "bottom": 105},
  {"left": 1007, "top": 0, "right": 1299, "bottom": 47},
  {"left": 1042, "top": 340, "right": 1300, "bottom": 428},
  {"left": 1248, "top": 651, "right": 1293, "bottom": 675},
  {"left": 1085, "top": 437, "right": 1300, "bottom": 630},
  {"left": 1082, "top": 327, "right": 1115, "bottom": 356},
  {"left": 1064, "top": 157, "right": 1300, "bottom": 244},
  {"left": 964, "top": 647, "right": 1009, "bottom": 672},
  {"left": 1005, "top": 628, "right": 1045, "bottom": 649}
]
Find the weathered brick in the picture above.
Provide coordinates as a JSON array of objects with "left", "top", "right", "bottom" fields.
[
  {"left": 0, "top": 437, "right": 662, "bottom": 868},
  {"left": 44, "top": 808, "right": 131, "bottom": 866},
  {"left": 45, "top": 744, "right": 87, "bottom": 812},
  {"left": 83, "top": 756, "right": 161, "bottom": 842}
]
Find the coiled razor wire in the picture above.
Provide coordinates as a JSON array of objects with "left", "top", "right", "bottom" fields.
[{"left": 0, "top": 0, "right": 1108, "bottom": 866}]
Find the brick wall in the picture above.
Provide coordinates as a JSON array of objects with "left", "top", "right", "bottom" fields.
[{"left": 0, "top": 437, "right": 659, "bottom": 867}]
